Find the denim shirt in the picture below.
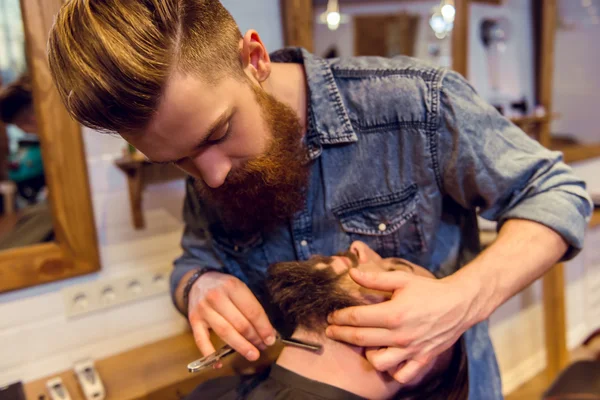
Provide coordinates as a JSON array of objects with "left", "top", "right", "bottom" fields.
[{"left": 171, "top": 48, "right": 593, "bottom": 399}]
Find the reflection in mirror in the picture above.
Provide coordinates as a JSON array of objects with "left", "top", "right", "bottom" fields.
[
  {"left": 0, "top": 0, "right": 53, "bottom": 251},
  {"left": 313, "top": 0, "right": 453, "bottom": 68}
]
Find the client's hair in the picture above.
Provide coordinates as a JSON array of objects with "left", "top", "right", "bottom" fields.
[
  {"left": 265, "top": 253, "right": 364, "bottom": 332},
  {"left": 0, "top": 74, "right": 33, "bottom": 124}
]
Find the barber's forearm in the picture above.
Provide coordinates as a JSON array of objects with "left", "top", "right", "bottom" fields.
[{"left": 450, "top": 219, "right": 568, "bottom": 324}]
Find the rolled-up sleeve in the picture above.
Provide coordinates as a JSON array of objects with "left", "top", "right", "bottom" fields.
[
  {"left": 170, "top": 178, "right": 225, "bottom": 306},
  {"left": 436, "top": 70, "right": 593, "bottom": 260}
]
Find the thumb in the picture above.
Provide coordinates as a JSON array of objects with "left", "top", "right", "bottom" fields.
[{"left": 349, "top": 268, "right": 412, "bottom": 291}]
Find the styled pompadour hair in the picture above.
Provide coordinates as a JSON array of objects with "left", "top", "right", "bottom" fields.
[{"left": 48, "top": 0, "right": 242, "bottom": 134}]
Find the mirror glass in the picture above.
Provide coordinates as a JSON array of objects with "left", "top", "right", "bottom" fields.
[
  {"left": 313, "top": 0, "right": 453, "bottom": 68},
  {"left": 0, "top": 0, "right": 54, "bottom": 251}
]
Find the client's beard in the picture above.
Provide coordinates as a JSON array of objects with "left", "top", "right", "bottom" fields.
[
  {"left": 266, "top": 251, "right": 362, "bottom": 333},
  {"left": 194, "top": 84, "right": 310, "bottom": 236}
]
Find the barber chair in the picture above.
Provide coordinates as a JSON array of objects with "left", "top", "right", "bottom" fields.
[{"left": 542, "top": 329, "right": 600, "bottom": 399}]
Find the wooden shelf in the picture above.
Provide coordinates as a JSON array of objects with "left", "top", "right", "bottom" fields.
[
  {"left": 510, "top": 113, "right": 556, "bottom": 127},
  {"left": 24, "top": 332, "right": 283, "bottom": 400},
  {"left": 550, "top": 142, "right": 600, "bottom": 165},
  {"left": 114, "top": 155, "right": 186, "bottom": 229}
]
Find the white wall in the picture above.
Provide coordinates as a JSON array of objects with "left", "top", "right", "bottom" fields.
[
  {"left": 468, "top": 0, "right": 536, "bottom": 109},
  {"left": 221, "top": 0, "right": 284, "bottom": 52},
  {"left": 0, "top": 0, "right": 283, "bottom": 386},
  {"left": 551, "top": 0, "right": 600, "bottom": 144}
]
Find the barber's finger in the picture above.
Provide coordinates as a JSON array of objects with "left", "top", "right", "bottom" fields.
[
  {"left": 208, "top": 293, "right": 266, "bottom": 350},
  {"left": 365, "top": 347, "right": 412, "bottom": 372},
  {"left": 227, "top": 283, "right": 276, "bottom": 346},
  {"left": 348, "top": 268, "right": 412, "bottom": 292},
  {"left": 203, "top": 307, "right": 260, "bottom": 361},
  {"left": 327, "top": 302, "right": 399, "bottom": 328},
  {"left": 325, "top": 326, "right": 395, "bottom": 347},
  {"left": 191, "top": 321, "right": 216, "bottom": 357},
  {"left": 391, "top": 359, "right": 429, "bottom": 385}
]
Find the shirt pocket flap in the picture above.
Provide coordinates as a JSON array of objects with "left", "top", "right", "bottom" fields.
[
  {"left": 333, "top": 185, "right": 418, "bottom": 237},
  {"left": 211, "top": 231, "right": 264, "bottom": 256}
]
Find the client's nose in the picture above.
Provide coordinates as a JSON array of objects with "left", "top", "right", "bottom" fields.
[{"left": 349, "top": 241, "right": 381, "bottom": 263}]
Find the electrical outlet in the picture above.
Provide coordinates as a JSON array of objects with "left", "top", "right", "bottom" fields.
[{"left": 62, "top": 267, "right": 171, "bottom": 318}]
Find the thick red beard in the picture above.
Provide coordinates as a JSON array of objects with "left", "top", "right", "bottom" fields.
[{"left": 193, "top": 84, "right": 310, "bottom": 236}]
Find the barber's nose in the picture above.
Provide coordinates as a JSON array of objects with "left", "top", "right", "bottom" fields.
[{"left": 191, "top": 149, "right": 232, "bottom": 188}]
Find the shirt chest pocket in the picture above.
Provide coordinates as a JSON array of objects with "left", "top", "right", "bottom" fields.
[
  {"left": 332, "top": 185, "right": 426, "bottom": 259},
  {"left": 209, "top": 230, "right": 270, "bottom": 281}
]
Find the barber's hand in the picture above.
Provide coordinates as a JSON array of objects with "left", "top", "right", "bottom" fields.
[
  {"left": 187, "top": 271, "right": 277, "bottom": 364},
  {"left": 326, "top": 268, "right": 478, "bottom": 384}
]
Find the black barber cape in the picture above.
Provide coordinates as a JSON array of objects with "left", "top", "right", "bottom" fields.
[
  {"left": 186, "top": 340, "right": 468, "bottom": 400},
  {"left": 185, "top": 364, "right": 366, "bottom": 400}
]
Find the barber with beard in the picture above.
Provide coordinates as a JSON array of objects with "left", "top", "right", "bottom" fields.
[{"left": 48, "top": 1, "right": 592, "bottom": 398}]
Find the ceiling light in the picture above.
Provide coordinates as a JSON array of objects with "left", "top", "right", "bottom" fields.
[
  {"left": 430, "top": 13, "right": 447, "bottom": 34},
  {"left": 327, "top": 11, "right": 341, "bottom": 30},
  {"left": 318, "top": 0, "right": 348, "bottom": 31},
  {"left": 441, "top": 4, "right": 456, "bottom": 22}
]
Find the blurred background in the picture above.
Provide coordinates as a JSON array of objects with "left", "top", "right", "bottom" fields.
[{"left": 0, "top": 0, "right": 599, "bottom": 399}]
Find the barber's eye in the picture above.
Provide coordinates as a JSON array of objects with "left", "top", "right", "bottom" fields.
[{"left": 207, "top": 122, "right": 232, "bottom": 145}]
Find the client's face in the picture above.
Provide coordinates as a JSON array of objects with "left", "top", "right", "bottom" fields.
[
  {"left": 325, "top": 241, "right": 435, "bottom": 304},
  {"left": 266, "top": 241, "right": 434, "bottom": 332}
]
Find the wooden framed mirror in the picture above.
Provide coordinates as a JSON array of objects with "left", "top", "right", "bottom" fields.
[{"left": 0, "top": 0, "right": 100, "bottom": 293}]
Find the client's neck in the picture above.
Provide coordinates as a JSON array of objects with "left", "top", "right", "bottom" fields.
[{"left": 276, "top": 328, "right": 401, "bottom": 400}]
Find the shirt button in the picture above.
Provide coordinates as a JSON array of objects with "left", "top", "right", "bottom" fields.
[
  {"left": 378, "top": 223, "right": 387, "bottom": 232},
  {"left": 300, "top": 240, "right": 308, "bottom": 247}
]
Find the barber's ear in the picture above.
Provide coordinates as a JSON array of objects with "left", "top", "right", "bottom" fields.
[{"left": 240, "top": 30, "right": 271, "bottom": 83}]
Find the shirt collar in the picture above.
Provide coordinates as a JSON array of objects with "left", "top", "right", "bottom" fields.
[{"left": 270, "top": 48, "right": 358, "bottom": 155}]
